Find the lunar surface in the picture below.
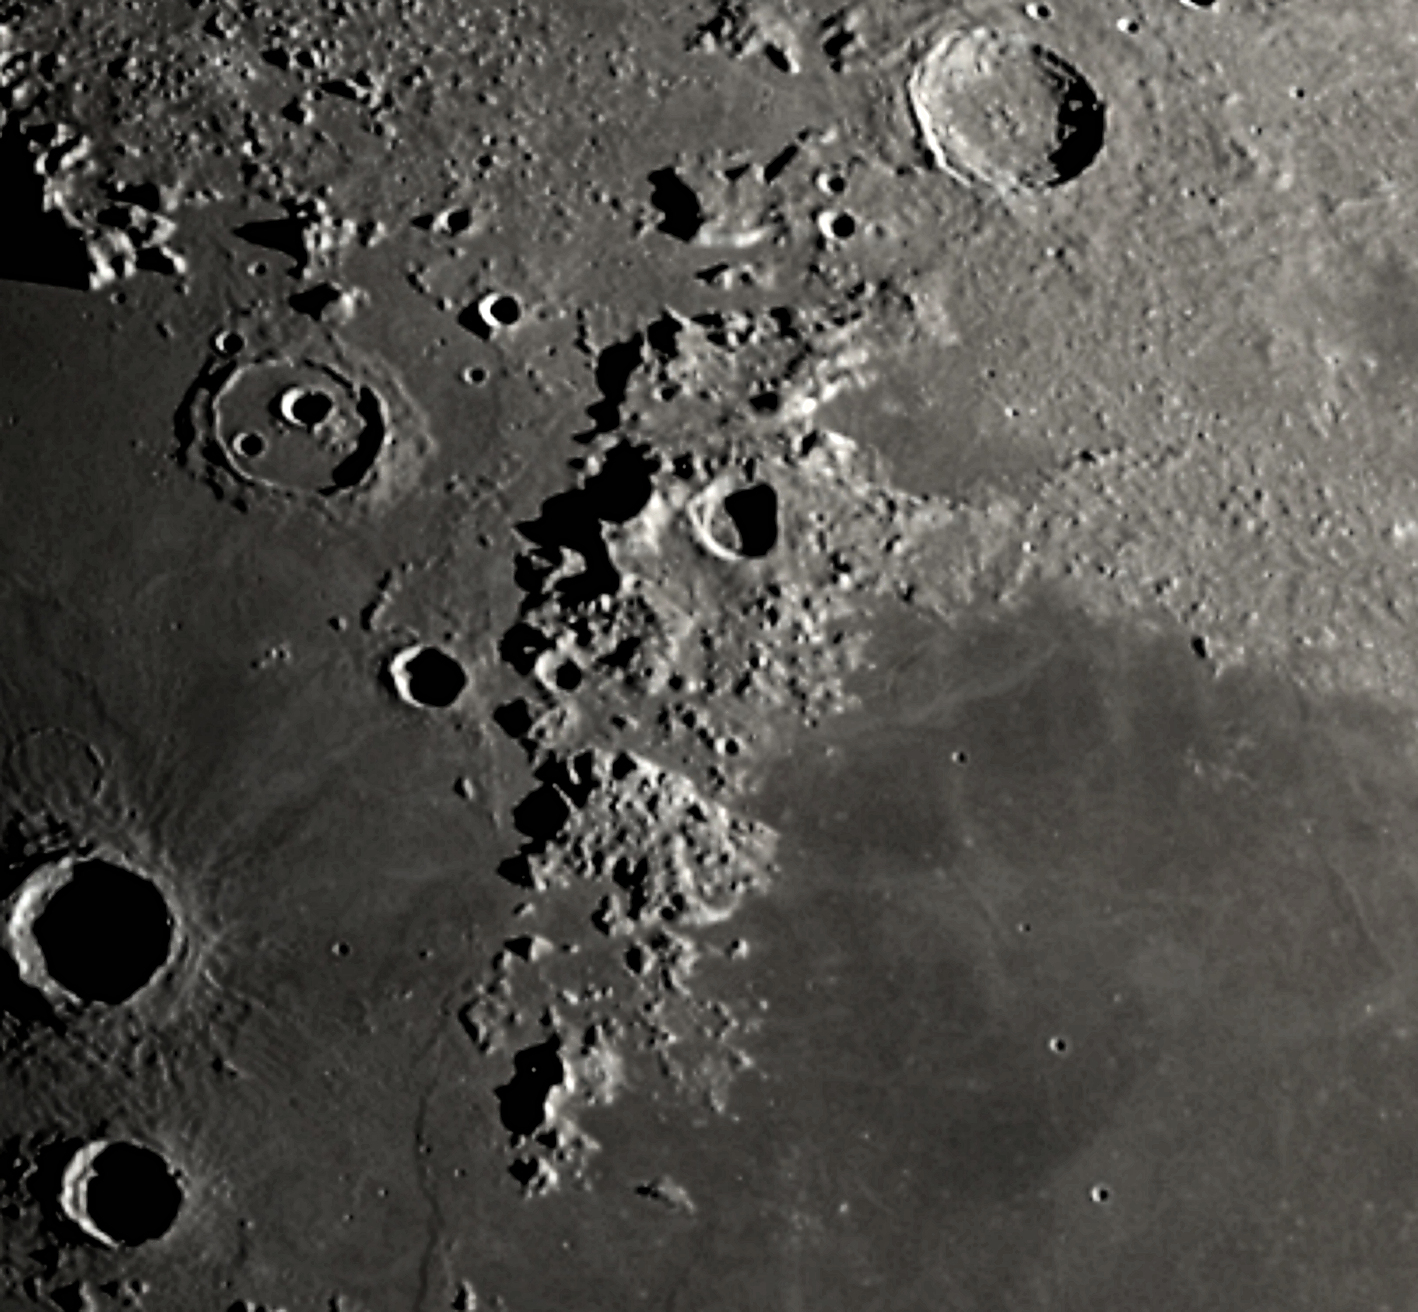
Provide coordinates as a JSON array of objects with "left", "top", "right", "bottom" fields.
[{"left": 3, "top": 0, "right": 1418, "bottom": 1307}]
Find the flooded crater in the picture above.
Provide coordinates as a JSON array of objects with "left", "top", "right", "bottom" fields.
[{"left": 177, "top": 310, "right": 434, "bottom": 511}]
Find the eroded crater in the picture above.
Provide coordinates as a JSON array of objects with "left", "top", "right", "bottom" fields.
[
  {"left": 908, "top": 29, "right": 1106, "bottom": 192},
  {"left": 177, "top": 309, "right": 434, "bottom": 511}
]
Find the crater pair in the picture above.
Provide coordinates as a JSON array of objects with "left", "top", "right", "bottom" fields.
[{"left": 3, "top": 857, "right": 188, "bottom": 1246}]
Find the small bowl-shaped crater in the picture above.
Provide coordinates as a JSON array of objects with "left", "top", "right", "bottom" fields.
[
  {"left": 689, "top": 480, "right": 780, "bottom": 561},
  {"left": 277, "top": 385, "right": 336, "bottom": 429},
  {"left": 817, "top": 210, "right": 858, "bottom": 241},
  {"left": 231, "top": 431, "right": 267, "bottom": 459},
  {"left": 389, "top": 644, "right": 469, "bottom": 709},
  {"left": 478, "top": 293, "right": 523, "bottom": 331},
  {"left": 31, "top": 859, "right": 174, "bottom": 1005},
  {"left": 909, "top": 28, "right": 1106, "bottom": 192},
  {"left": 722, "top": 483, "right": 779, "bottom": 558},
  {"left": 61, "top": 1140, "right": 183, "bottom": 1247}
]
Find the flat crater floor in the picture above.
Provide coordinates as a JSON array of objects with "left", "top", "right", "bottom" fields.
[{"left": 3, "top": 0, "right": 1418, "bottom": 1309}]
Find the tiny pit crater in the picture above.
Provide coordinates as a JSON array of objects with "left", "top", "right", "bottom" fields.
[
  {"left": 484, "top": 294, "right": 522, "bottom": 328},
  {"left": 211, "top": 329, "right": 245, "bottom": 356},
  {"left": 461, "top": 292, "right": 524, "bottom": 338},
  {"left": 817, "top": 210, "right": 858, "bottom": 241},
  {"left": 232, "top": 431, "right": 266, "bottom": 459}
]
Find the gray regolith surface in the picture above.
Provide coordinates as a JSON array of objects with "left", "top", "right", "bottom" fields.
[{"left": 3, "top": 0, "right": 1418, "bottom": 1308}]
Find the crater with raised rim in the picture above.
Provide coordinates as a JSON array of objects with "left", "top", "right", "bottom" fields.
[
  {"left": 177, "top": 311, "right": 434, "bottom": 510},
  {"left": 908, "top": 28, "right": 1106, "bottom": 192},
  {"left": 3, "top": 856, "right": 177, "bottom": 1008},
  {"left": 59, "top": 1140, "right": 183, "bottom": 1247}
]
